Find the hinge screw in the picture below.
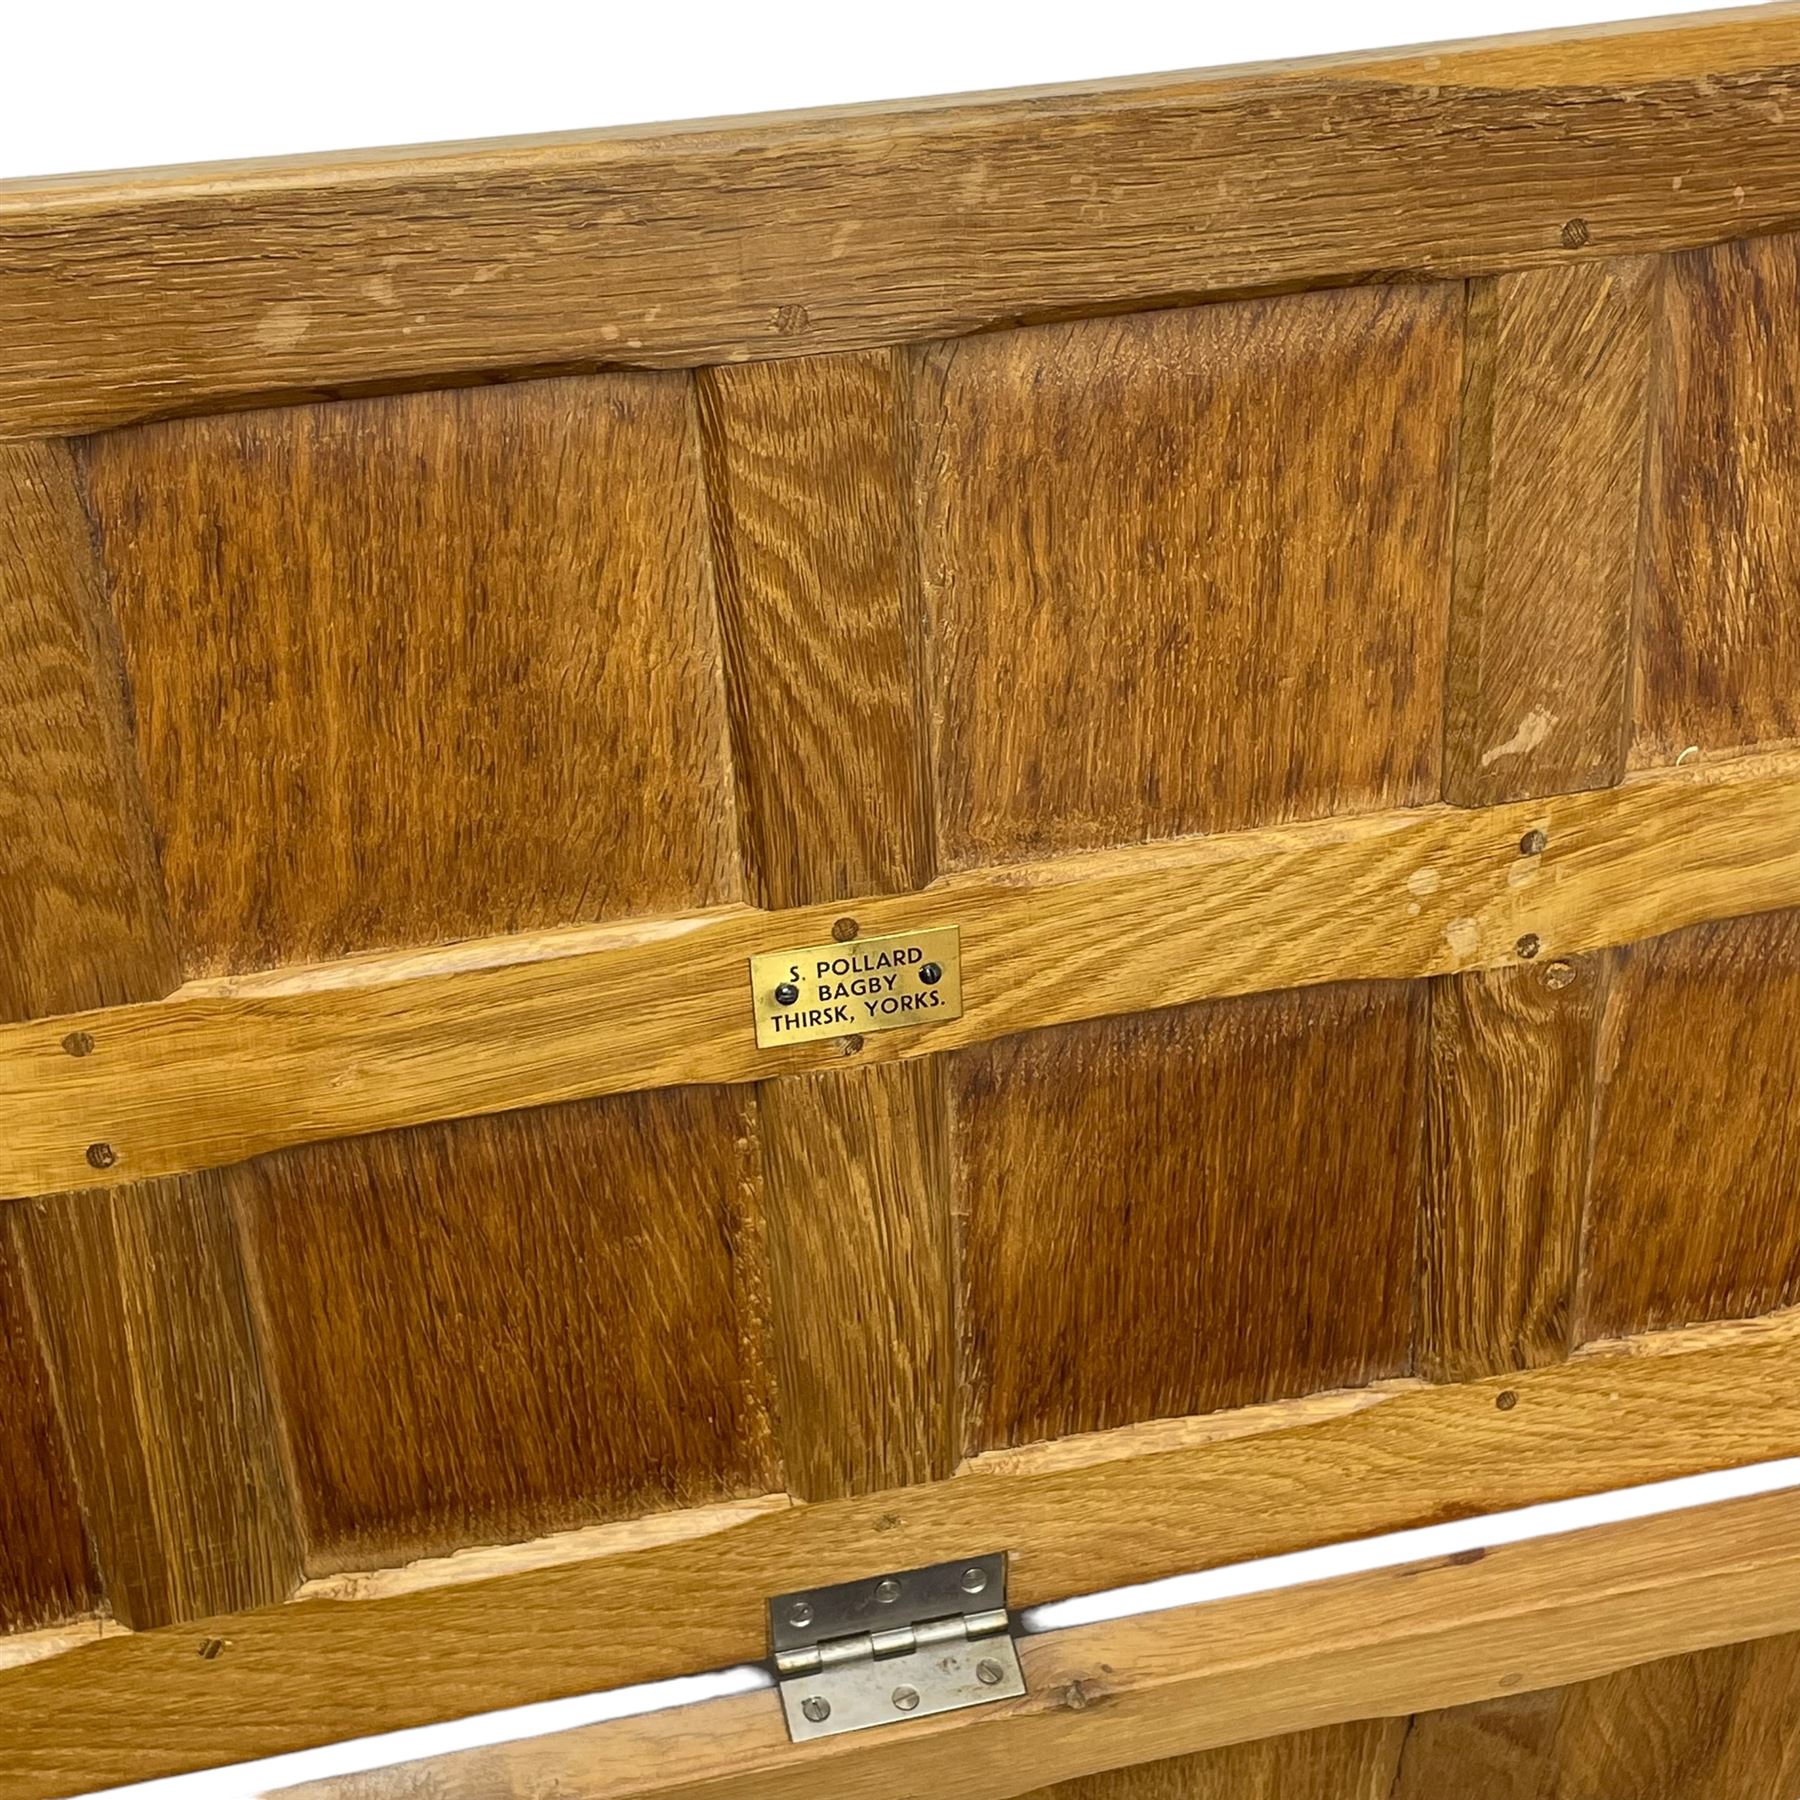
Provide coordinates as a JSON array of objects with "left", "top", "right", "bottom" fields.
[
  {"left": 874, "top": 1578, "right": 902, "bottom": 1603},
  {"left": 801, "top": 1696, "right": 830, "bottom": 1723},
  {"left": 892, "top": 1685, "right": 920, "bottom": 1712},
  {"left": 787, "top": 1600, "right": 814, "bottom": 1628},
  {"left": 977, "top": 1659, "right": 1005, "bottom": 1685},
  {"left": 959, "top": 1566, "right": 988, "bottom": 1595}
]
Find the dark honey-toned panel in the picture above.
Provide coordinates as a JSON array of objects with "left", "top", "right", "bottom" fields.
[
  {"left": 233, "top": 1090, "right": 778, "bottom": 1574},
  {"left": 1580, "top": 909, "right": 1800, "bottom": 1341},
  {"left": 955, "top": 981, "right": 1424, "bottom": 1451},
  {"left": 81, "top": 375, "right": 742, "bottom": 977},
  {"left": 1391, "top": 1633, "right": 1800, "bottom": 1800},
  {"left": 1023, "top": 1717, "right": 1406, "bottom": 1800},
  {"left": 698, "top": 351, "right": 932, "bottom": 910},
  {"left": 917, "top": 286, "right": 1460, "bottom": 865},
  {"left": 0, "top": 1244, "right": 95, "bottom": 1636},
  {"left": 1636, "top": 233, "right": 1800, "bottom": 766},
  {"left": 9, "top": 1175, "right": 299, "bottom": 1629},
  {"left": 1418, "top": 955, "right": 1604, "bottom": 1383},
  {"left": 1443, "top": 260, "right": 1654, "bottom": 806}
]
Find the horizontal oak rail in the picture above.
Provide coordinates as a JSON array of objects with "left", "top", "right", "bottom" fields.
[
  {"left": 2, "top": 748, "right": 1797, "bottom": 1202},
  {"left": 291, "top": 1484, "right": 1800, "bottom": 1800},
  {"left": 5, "top": 7, "right": 1800, "bottom": 436},
  {"left": 5, "top": 1306, "right": 1800, "bottom": 1797}
]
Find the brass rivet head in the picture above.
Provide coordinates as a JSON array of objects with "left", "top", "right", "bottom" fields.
[
  {"left": 1519, "top": 828, "right": 1548, "bottom": 857},
  {"left": 62, "top": 1030, "right": 95, "bottom": 1057},
  {"left": 831, "top": 917, "right": 859, "bottom": 942},
  {"left": 85, "top": 1142, "right": 117, "bottom": 1170},
  {"left": 1515, "top": 933, "right": 1541, "bottom": 960}
]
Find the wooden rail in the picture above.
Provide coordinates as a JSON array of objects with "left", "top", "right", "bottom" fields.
[
  {"left": 1, "top": 747, "right": 1796, "bottom": 1203},
  {"left": 282, "top": 1486, "right": 1800, "bottom": 1800},
  {"left": 5, "top": 1306, "right": 1800, "bottom": 1798},
  {"left": 4, "top": 7, "right": 1800, "bottom": 436}
]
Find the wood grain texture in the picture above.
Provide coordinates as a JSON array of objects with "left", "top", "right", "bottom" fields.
[
  {"left": 698, "top": 351, "right": 931, "bottom": 908},
  {"left": 1419, "top": 958, "right": 1604, "bottom": 1381},
  {"left": 5, "top": 748, "right": 1799, "bottom": 1203},
  {"left": 8, "top": 1175, "right": 299, "bottom": 1629},
  {"left": 1637, "top": 232, "right": 1800, "bottom": 766},
  {"left": 1, "top": 437, "right": 296, "bottom": 1633},
  {"left": 6, "top": 11, "right": 1800, "bottom": 435},
  {"left": 1022, "top": 1720, "right": 1407, "bottom": 1800},
  {"left": 1444, "top": 261, "right": 1655, "bottom": 805},
  {"left": 0, "top": 1244, "right": 95, "bottom": 1637},
  {"left": 0, "top": 439, "right": 175, "bottom": 1017},
  {"left": 1580, "top": 909, "right": 1800, "bottom": 1341},
  {"left": 757, "top": 1062, "right": 954, "bottom": 1499},
  {"left": 81, "top": 375, "right": 741, "bottom": 976},
  {"left": 232, "top": 1090, "right": 778, "bottom": 1573},
  {"left": 5, "top": 1307, "right": 1800, "bottom": 1794},
  {"left": 918, "top": 288, "right": 1458, "bottom": 862},
  {"left": 699, "top": 352, "right": 952, "bottom": 1499},
  {"left": 956, "top": 982, "right": 1424, "bottom": 1448},
  {"left": 1391, "top": 1635, "right": 1800, "bottom": 1800},
  {"left": 276, "top": 1486, "right": 1800, "bottom": 1800}
]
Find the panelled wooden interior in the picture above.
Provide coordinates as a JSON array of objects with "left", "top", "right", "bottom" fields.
[{"left": 8, "top": 10, "right": 1800, "bottom": 1798}]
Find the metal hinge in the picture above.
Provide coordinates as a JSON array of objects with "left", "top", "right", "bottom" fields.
[{"left": 769, "top": 1550, "right": 1027, "bottom": 1740}]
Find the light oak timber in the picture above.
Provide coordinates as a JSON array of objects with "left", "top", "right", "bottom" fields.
[
  {"left": 291, "top": 1487, "right": 1800, "bottom": 1800},
  {"left": 6, "top": 10, "right": 1800, "bottom": 436},
  {"left": 4, "top": 1307, "right": 1800, "bottom": 1796},
  {"left": 1, "top": 748, "right": 1797, "bottom": 1203}
]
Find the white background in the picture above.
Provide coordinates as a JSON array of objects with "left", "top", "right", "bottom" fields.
[{"left": 2, "top": 0, "right": 1748, "bottom": 181}]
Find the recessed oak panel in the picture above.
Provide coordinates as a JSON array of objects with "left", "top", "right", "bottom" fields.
[
  {"left": 82, "top": 375, "right": 742, "bottom": 976},
  {"left": 1581, "top": 910, "right": 1800, "bottom": 1340},
  {"left": 917, "top": 287, "right": 1460, "bottom": 865},
  {"left": 1637, "top": 233, "right": 1800, "bottom": 765},
  {"left": 955, "top": 982, "right": 1425, "bottom": 1450},
  {"left": 233, "top": 1091, "right": 778, "bottom": 1573}
]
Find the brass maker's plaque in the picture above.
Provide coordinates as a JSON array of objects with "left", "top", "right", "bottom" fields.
[{"left": 750, "top": 926, "right": 962, "bottom": 1050}]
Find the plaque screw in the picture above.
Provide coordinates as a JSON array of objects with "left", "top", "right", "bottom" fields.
[
  {"left": 960, "top": 1566, "right": 988, "bottom": 1595},
  {"left": 892, "top": 1685, "right": 920, "bottom": 1712},
  {"left": 919, "top": 962, "right": 943, "bottom": 986},
  {"left": 875, "top": 1578, "right": 902, "bottom": 1603},
  {"left": 787, "top": 1600, "right": 814, "bottom": 1628},
  {"left": 774, "top": 982, "right": 800, "bottom": 1007},
  {"left": 977, "top": 1659, "right": 1005, "bottom": 1686},
  {"left": 801, "top": 1696, "right": 830, "bottom": 1723}
]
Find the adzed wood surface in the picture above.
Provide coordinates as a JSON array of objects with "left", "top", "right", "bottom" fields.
[
  {"left": 957, "top": 982, "right": 1422, "bottom": 1447},
  {"left": 81, "top": 377, "right": 743, "bottom": 975},
  {"left": 234, "top": 1090, "right": 779, "bottom": 1575},
  {"left": 5, "top": 1308, "right": 1800, "bottom": 1795},
  {"left": 6, "top": 10, "right": 1800, "bottom": 434},
  {"left": 919, "top": 287, "right": 1456, "bottom": 862},
  {"left": 1580, "top": 910, "right": 1800, "bottom": 1341},
  {"left": 4, "top": 749, "right": 1797, "bottom": 1203}
]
